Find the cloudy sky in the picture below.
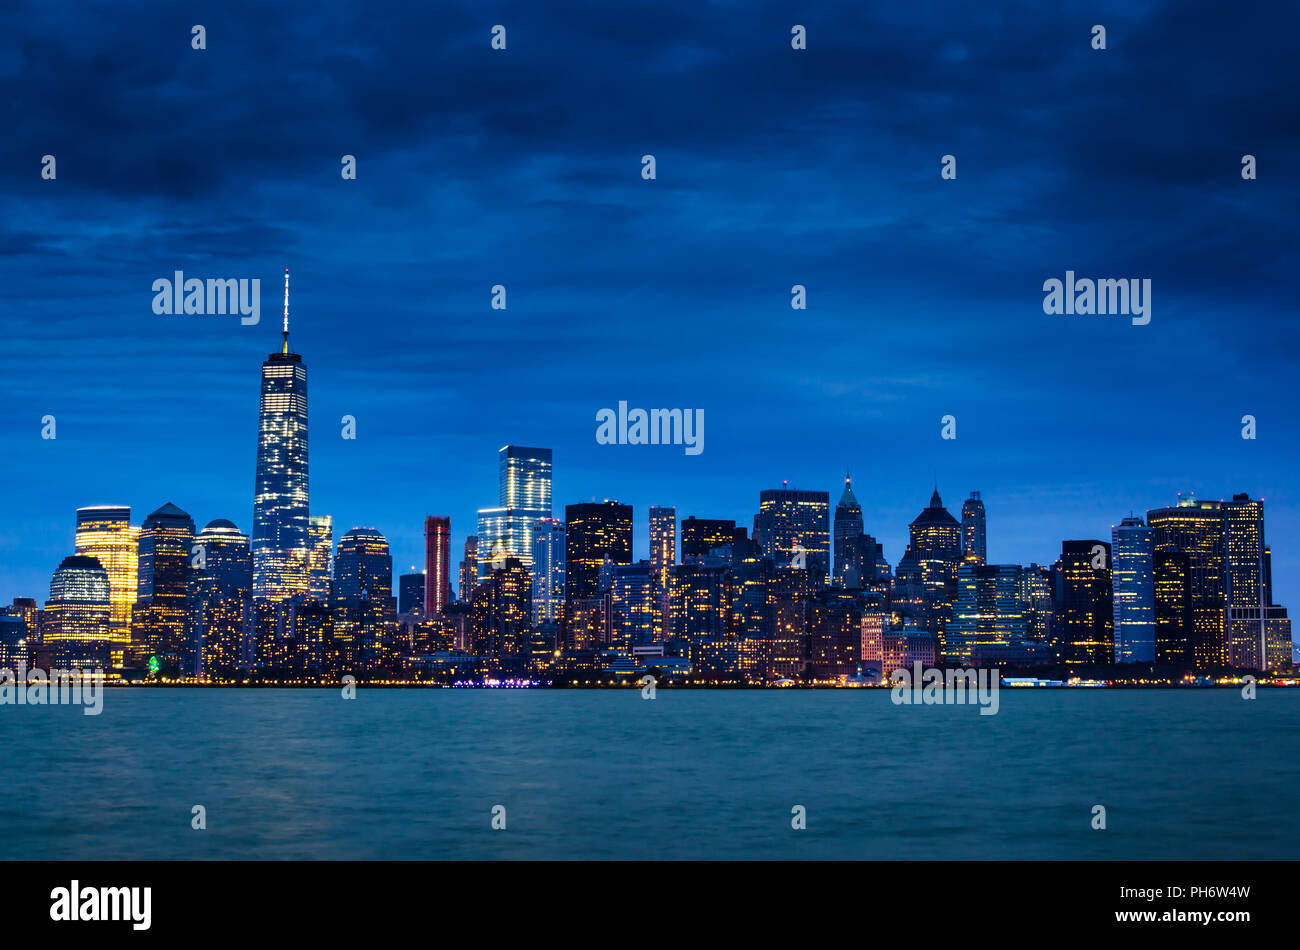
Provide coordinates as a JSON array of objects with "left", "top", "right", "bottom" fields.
[{"left": 3, "top": 0, "right": 1298, "bottom": 624}]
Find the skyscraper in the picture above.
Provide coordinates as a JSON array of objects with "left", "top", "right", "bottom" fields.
[
  {"left": 41, "top": 555, "right": 112, "bottom": 670},
  {"left": 252, "top": 270, "right": 310, "bottom": 602},
  {"left": 946, "top": 563, "right": 1026, "bottom": 664},
  {"left": 74, "top": 505, "right": 139, "bottom": 665},
  {"left": 133, "top": 502, "right": 195, "bottom": 673},
  {"left": 330, "top": 528, "right": 397, "bottom": 676},
  {"left": 903, "top": 488, "right": 961, "bottom": 650},
  {"left": 530, "top": 517, "right": 565, "bottom": 623},
  {"left": 1056, "top": 540, "right": 1113, "bottom": 665},
  {"left": 424, "top": 516, "right": 451, "bottom": 616},
  {"left": 680, "top": 517, "right": 736, "bottom": 562},
  {"left": 1223, "top": 494, "right": 1266, "bottom": 668},
  {"left": 1111, "top": 516, "right": 1155, "bottom": 663},
  {"left": 1147, "top": 496, "right": 1227, "bottom": 667},
  {"left": 476, "top": 445, "right": 552, "bottom": 579},
  {"left": 649, "top": 507, "right": 676, "bottom": 590},
  {"left": 960, "top": 491, "right": 987, "bottom": 566},
  {"left": 565, "top": 501, "right": 633, "bottom": 602},
  {"left": 188, "top": 519, "right": 252, "bottom": 678},
  {"left": 755, "top": 486, "right": 830, "bottom": 583},
  {"left": 459, "top": 536, "right": 479, "bottom": 602},
  {"left": 610, "top": 561, "right": 655, "bottom": 652},
  {"left": 306, "top": 514, "right": 333, "bottom": 601},
  {"left": 832, "top": 474, "right": 865, "bottom": 587},
  {"left": 398, "top": 573, "right": 424, "bottom": 616}
]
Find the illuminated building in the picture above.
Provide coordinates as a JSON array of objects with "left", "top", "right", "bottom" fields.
[
  {"left": 666, "top": 562, "right": 728, "bottom": 661},
  {"left": 1018, "top": 563, "right": 1058, "bottom": 655},
  {"left": 74, "top": 506, "right": 140, "bottom": 666},
  {"left": 252, "top": 271, "right": 310, "bottom": 602},
  {"left": 133, "top": 502, "right": 195, "bottom": 674},
  {"left": 330, "top": 528, "right": 397, "bottom": 677},
  {"left": 833, "top": 474, "right": 865, "bottom": 587},
  {"left": 1153, "top": 550, "right": 1192, "bottom": 664},
  {"left": 860, "top": 612, "right": 888, "bottom": 672},
  {"left": 755, "top": 486, "right": 830, "bottom": 585},
  {"left": 1146, "top": 496, "right": 1226, "bottom": 667},
  {"left": 0, "top": 609, "right": 27, "bottom": 668},
  {"left": 483, "top": 557, "right": 533, "bottom": 669},
  {"left": 681, "top": 517, "right": 736, "bottom": 563},
  {"left": 946, "top": 563, "right": 1026, "bottom": 664},
  {"left": 1223, "top": 494, "right": 1267, "bottom": 668},
  {"left": 1110, "top": 516, "right": 1155, "bottom": 663},
  {"left": 476, "top": 445, "right": 552, "bottom": 579},
  {"left": 565, "top": 501, "right": 633, "bottom": 602},
  {"left": 187, "top": 519, "right": 252, "bottom": 678},
  {"left": 960, "top": 492, "right": 987, "bottom": 566},
  {"left": 900, "top": 489, "right": 961, "bottom": 653},
  {"left": 881, "top": 629, "right": 936, "bottom": 678},
  {"left": 808, "top": 589, "right": 862, "bottom": 678},
  {"left": 40, "top": 555, "right": 112, "bottom": 670},
  {"left": 649, "top": 506, "right": 676, "bottom": 590},
  {"left": 306, "top": 514, "right": 333, "bottom": 601},
  {"left": 610, "top": 561, "right": 654, "bottom": 652},
  {"left": 530, "top": 517, "right": 565, "bottom": 623},
  {"left": 459, "top": 536, "right": 478, "bottom": 603},
  {"left": 424, "top": 515, "right": 451, "bottom": 616},
  {"left": 1055, "top": 540, "right": 1113, "bottom": 664}
]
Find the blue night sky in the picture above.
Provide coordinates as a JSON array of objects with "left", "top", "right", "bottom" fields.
[{"left": 2, "top": 1, "right": 1298, "bottom": 627}]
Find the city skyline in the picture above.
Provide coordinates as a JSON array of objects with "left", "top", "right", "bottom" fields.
[{"left": 4, "top": 1, "right": 1299, "bottom": 621}]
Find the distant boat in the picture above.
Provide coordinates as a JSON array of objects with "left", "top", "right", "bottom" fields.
[{"left": 1001, "top": 677, "right": 1065, "bottom": 687}]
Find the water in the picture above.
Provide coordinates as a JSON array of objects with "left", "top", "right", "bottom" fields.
[{"left": 3, "top": 688, "right": 1296, "bottom": 860}]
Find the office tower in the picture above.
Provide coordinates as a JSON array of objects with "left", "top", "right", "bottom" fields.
[
  {"left": 306, "top": 515, "right": 333, "bottom": 601},
  {"left": 399, "top": 573, "right": 424, "bottom": 616},
  {"left": 610, "top": 561, "right": 655, "bottom": 653},
  {"left": 74, "top": 505, "right": 140, "bottom": 665},
  {"left": 1018, "top": 564, "right": 1057, "bottom": 653},
  {"left": 680, "top": 517, "right": 736, "bottom": 562},
  {"left": 459, "top": 536, "right": 479, "bottom": 602},
  {"left": 808, "top": 589, "right": 864, "bottom": 679},
  {"left": 901, "top": 488, "right": 961, "bottom": 652},
  {"left": 531, "top": 517, "right": 565, "bottom": 623},
  {"left": 476, "top": 445, "right": 553, "bottom": 579},
  {"left": 333, "top": 528, "right": 393, "bottom": 601},
  {"left": 40, "top": 555, "right": 112, "bottom": 670},
  {"left": 666, "top": 562, "right": 728, "bottom": 658},
  {"left": 960, "top": 492, "right": 987, "bottom": 565},
  {"left": 565, "top": 501, "right": 633, "bottom": 602},
  {"left": 946, "top": 563, "right": 1026, "bottom": 664},
  {"left": 483, "top": 557, "right": 533, "bottom": 667},
  {"left": 648, "top": 506, "right": 676, "bottom": 640},
  {"left": 133, "top": 502, "right": 195, "bottom": 674},
  {"left": 330, "top": 528, "right": 397, "bottom": 677},
  {"left": 424, "top": 516, "right": 451, "bottom": 616},
  {"left": 754, "top": 486, "right": 830, "bottom": 583},
  {"left": 188, "top": 519, "right": 253, "bottom": 678},
  {"left": 648, "top": 507, "right": 676, "bottom": 590},
  {"left": 833, "top": 474, "right": 864, "bottom": 586},
  {"left": 1222, "top": 494, "right": 1267, "bottom": 668},
  {"left": 252, "top": 271, "right": 310, "bottom": 602},
  {"left": 0, "top": 608, "right": 27, "bottom": 668},
  {"left": 1111, "top": 516, "right": 1155, "bottom": 663},
  {"left": 1056, "top": 540, "right": 1113, "bottom": 665},
  {"left": 1146, "top": 496, "right": 1227, "bottom": 668},
  {"left": 1153, "top": 550, "right": 1192, "bottom": 664}
]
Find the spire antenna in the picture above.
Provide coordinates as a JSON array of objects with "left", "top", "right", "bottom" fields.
[{"left": 281, "top": 268, "right": 290, "bottom": 354}]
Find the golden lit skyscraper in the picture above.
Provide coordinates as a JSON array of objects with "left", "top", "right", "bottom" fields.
[
  {"left": 1147, "top": 496, "right": 1226, "bottom": 668},
  {"left": 74, "top": 505, "right": 139, "bottom": 663}
]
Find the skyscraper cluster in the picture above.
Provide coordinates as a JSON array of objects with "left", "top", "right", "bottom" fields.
[{"left": 5, "top": 297, "right": 1291, "bottom": 683}]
